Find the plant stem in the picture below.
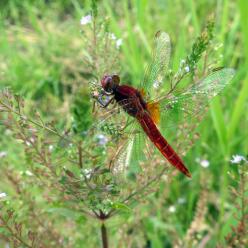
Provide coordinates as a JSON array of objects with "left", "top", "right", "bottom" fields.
[
  {"left": 0, "top": 216, "right": 32, "bottom": 248},
  {"left": 0, "top": 100, "right": 66, "bottom": 140},
  {"left": 101, "top": 222, "right": 108, "bottom": 248},
  {"left": 240, "top": 165, "right": 245, "bottom": 233},
  {"left": 78, "top": 141, "right": 83, "bottom": 168}
]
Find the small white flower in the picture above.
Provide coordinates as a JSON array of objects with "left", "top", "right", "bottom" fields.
[
  {"left": 83, "top": 168, "right": 92, "bottom": 179},
  {"left": 0, "top": 151, "right": 7, "bottom": 158},
  {"left": 0, "top": 192, "right": 7, "bottom": 198},
  {"left": 25, "top": 170, "right": 33, "bottom": 176},
  {"left": 168, "top": 205, "right": 176, "bottom": 213},
  {"left": 153, "top": 80, "right": 160, "bottom": 89},
  {"left": 180, "top": 59, "right": 186, "bottom": 66},
  {"left": 200, "top": 159, "right": 210, "bottom": 168},
  {"left": 230, "top": 155, "right": 247, "bottom": 164},
  {"left": 97, "top": 134, "right": 108, "bottom": 146},
  {"left": 80, "top": 15, "right": 92, "bottom": 25},
  {"left": 196, "top": 158, "right": 210, "bottom": 168},
  {"left": 49, "top": 145, "right": 54, "bottom": 151},
  {"left": 109, "top": 33, "right": 117, "bottom": 40},
  {"left": 26, "top": 141, "right": 31, "bottom": 146},
  {"left": 184, "top": 66, "right": 190, "bottom": 73},
  {"left": 116, "top": 38, "right": 122, "bottom": 48}
]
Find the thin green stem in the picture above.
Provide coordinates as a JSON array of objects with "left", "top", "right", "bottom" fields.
[{"left": 0, "top": 100, "right": 67, "bottom": 141}]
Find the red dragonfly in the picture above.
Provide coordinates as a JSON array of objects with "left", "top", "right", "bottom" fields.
[{"left": 95, "top": 31, "right": 235, "bottom": 177}]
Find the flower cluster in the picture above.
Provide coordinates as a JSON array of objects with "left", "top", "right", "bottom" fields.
[
  {"left": 230, "top": 154, "right": 247, "bottom": 164},
  {"left": 108, "top": 32, "right": 123, "bottom": 49},
  {"left": 80, "top": 15, "right": 92, "bottom": 25}
]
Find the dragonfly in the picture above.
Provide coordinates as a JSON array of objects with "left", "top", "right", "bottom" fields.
[{"left": 95, "top": 31, "right": 235, "bottom": 178}]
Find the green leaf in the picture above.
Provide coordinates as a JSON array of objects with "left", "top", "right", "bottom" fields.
[{"left": 111, "top": 202, "right": 131, "bottom": 212}]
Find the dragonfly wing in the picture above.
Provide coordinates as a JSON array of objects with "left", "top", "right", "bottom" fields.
[
  {"left": 111, "top": 121, "right": 146, "bottom": 175},
  {"left": 140, "top": 31, "right": 171, "bottom": 99},
  {"left": 187, "top": 68, "right": 235, "bottom": 98},
  {"left": 155, "top": 68, "right": 235, "bottom": 153},
  {"left": 111, "top": 121, "right": 169, "bottom": 184},
  {"left": 112, "top": 136, "right": 135, "bottom": 174}
]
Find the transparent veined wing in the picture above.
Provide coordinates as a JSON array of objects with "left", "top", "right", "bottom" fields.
[
  {"left": 110, "top": 127, "right": 143, "bottom": 176},
  {"left": 109, "top": 124, "right": 171, "bottom": 203},
  {"left": 140, "top": 31, "right": 171, "bottom": 100},
  {"left": 154, "top": 68, "right": 235, "bottom": 153},
  {"left": 110, "top": 121, "right": 169, "bottom": 181}
]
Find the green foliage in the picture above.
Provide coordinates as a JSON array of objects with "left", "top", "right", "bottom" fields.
[
  {"left": 0, "top": 0, "right": 247, "bottom": 247},
  {"left": 91, "top": 0, "right": 98, "bottom": 18},
  {"left": 224, "top": 157, "right": 248, "bottom": 247},
  {"left": 72, "top": 89, "right": 93, "bottom": 135},
  {"left": 186, "top": 19, "right": 214, "bottom": 73}
]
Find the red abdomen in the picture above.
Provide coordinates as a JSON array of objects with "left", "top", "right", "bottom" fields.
[{"left": 137, "top": 111, "right": 191, "bottom": 177}]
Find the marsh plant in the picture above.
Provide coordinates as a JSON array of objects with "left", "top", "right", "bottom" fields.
[{"left": 0, "top": 1, "right": 245, "bottom": 248}]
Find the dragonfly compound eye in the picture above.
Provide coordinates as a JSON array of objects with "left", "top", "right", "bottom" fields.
[{"left": 101, "top": 75, "right": 114, "bottom": 93}]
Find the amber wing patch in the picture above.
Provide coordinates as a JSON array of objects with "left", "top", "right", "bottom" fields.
[{"left": 147, "top": 101, "right": 160, "bottom": 124}]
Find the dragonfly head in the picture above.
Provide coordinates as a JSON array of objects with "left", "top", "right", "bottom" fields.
[{"left": 101, "top": 74, "right": 120, "bottom": 94}]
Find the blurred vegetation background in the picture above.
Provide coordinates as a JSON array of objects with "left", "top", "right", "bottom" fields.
[{"left": 0, "top": 0, "right": 247, "bottom": 247}]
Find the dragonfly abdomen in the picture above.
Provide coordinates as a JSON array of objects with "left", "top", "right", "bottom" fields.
[{"left": 137, "top": 111, "right": 191, "bottom": 177}]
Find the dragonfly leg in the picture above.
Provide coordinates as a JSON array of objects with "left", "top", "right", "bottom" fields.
[{"left": 94, "top": 91, "right": 114, "bottom": 108}]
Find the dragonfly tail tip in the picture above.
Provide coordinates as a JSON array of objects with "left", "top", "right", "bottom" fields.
[{"left": 185, "top": 171, "right": 192, "bottom": 178}]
